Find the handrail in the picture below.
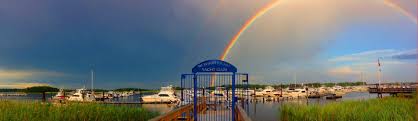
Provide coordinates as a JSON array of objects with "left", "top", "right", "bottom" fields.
[
  {"left": 235, "top": 106, "right": 252, "bottom": 121},
  {"left": 149, "top": 104, "right": 194, "bottom": 121},
  {"left": 149, "top": 97, "right": 206, "bottom": 121}
]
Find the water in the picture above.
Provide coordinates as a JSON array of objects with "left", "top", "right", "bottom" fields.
[{"left": 0, "top": 92, "right": 386, "bottom": 121}]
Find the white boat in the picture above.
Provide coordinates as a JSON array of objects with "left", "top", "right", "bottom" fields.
[
  {"left": 140, "top": 85, "right": 179, "bottom": 103},
  {"left": 121, "top": 91, "right": 129, "bottom": 97},
  {"left": 285, "top": 88, "right": 307, "bottom": 98},
  {"left": 255, "top": 86, "right": 275, "bottom": 97},
  {"left": 128, "top": 90, "right": 135, "bottom": 96},
  {"left": 52, "top": 89, "right": 66, "bottom": 100},
  {"left": 210, "top": 87, "right": 228, "bottom": 102},
  {"left": 273, "top": 90, "right": 282, "bottom": 97},
  {"left": 68, "top": 88, "right": 95, "bottom": 102}
]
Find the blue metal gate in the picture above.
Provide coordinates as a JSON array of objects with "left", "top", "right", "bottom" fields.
[{"left": 180, "top": 60, "right": 249, "bottom": 121}]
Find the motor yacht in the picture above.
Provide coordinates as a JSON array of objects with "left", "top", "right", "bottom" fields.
[
  {"left": 140, "top": 85, "right": 179, "bottom": 103},
  {"left": 52, "top": 88, "right": 66, "bottom": 100},
  {"left": 286, "top": 88, "right": 307, "bottom": 98},
  {"left": 68, "top": 88, "right": 95, "bottom": 102},
  {"left": 255, "top": 86, "right": 275, "bottom": 97},
  {"left": 210, "top": 87, "right": 228, "bottom": 103}
]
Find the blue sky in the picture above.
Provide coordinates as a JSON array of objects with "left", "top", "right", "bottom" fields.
[{"left": 0, "top": 0, "right": 416, "bottom": 89}]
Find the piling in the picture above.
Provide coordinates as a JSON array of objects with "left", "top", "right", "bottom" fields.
[{"left": 102, "top": 91, "right": 105, "bottom": 101}]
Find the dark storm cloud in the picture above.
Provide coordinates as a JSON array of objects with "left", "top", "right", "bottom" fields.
[{"left": 0, "top": 0, "right": 230, "bottom": 89}]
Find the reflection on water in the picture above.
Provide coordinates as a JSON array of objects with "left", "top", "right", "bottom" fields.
[{"left": 0, "top": 92, "right": 386, "bottom": 121}]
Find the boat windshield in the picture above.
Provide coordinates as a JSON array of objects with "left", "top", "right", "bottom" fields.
[
  {"left": 214, "top": 94, "right": 224, "bottom": 96},
  {"left": 159, "top": 94, "right": 170, "bottom": 97}
]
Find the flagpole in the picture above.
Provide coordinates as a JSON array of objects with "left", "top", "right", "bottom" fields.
[{"left": 377, "top": 58, "right": 382, "bottom": 88}]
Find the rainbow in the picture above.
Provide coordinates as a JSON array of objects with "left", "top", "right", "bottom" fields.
[
  {"left": 211, "top": 0, "right": 281, "bottom": 87},
  {"left": 219, "top": 0, "right": 282, "bottom": 60},
  {"left": 383, "top": 0, "right": 417, "bottom": 24},
  {"left": 219, "top": 0, "right": 417, "bottom": 61}
]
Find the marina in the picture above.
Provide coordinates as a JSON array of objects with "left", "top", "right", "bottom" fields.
[
  {"left": 0, "top": 0, "right": 416, "bottom": 120},
  {"left": 0, "top": 90, "right": 395, "bottom": 121},
  {"left": 0, "top": 60, "right": 414, "bottom": 121}
]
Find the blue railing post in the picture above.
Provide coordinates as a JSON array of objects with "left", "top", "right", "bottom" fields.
[
  {"left": 193, "top": 73, "right": 197, "bottom": 121},
  {"left": 232, "top": 72, "right": 236, "bottom": 121},
  {"left": 181, "top": 74, "right": 184, "bottom": 101}
]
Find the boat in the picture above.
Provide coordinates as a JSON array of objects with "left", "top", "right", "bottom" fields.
[
  {"left": 52, "top": 89, "right": 66, "bottom": 100},
  {"left": 273, "top": 89, "right": 283, "bottom": 97},
  {"left": 286, "top": 88, "right": 308, "bottom": 98},
  {"left": 68, "top": 88, "right": 95, "bottom": 102},
  {"left": 308, "top": 91, "right": 321, "bottom": 98},
  {"left": 121, "top": 91, "right": 129, "bottom": 97},
  {"left": 307, "top": 88, "right": 322, "bottom": 98},
  {"left": 326, "top": 93, "right": 342, "bottom": 99},
  {"left": 210, "top": 87, "right": 228, "bottom": 103},
  {"left": 68, "top": 69, "right": 97, "bottom": 102},
  {"left": 140, "top": 85, "right": 179, "bottom": 103},
  {"left": 103, "top": 91, "right": 114, "bottom": 99},
  {"left": 255, "top": 86, "right": 275, "bottom": 97}
]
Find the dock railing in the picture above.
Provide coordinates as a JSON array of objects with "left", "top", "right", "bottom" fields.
[
  {"left": 235, "top": 105, "right": 252, "bottom": 121},
  {"left": 369, "top": 87, "right": 416, "bottom": 93},
  {"left": 149, "top": 104, "right": 194, "bottom": 121},
  {"left": 149, "top": 97, "right": 206, "bottom": 121}
]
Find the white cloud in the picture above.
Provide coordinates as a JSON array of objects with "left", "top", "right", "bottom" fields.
[
  {"left": 328, "top": 66, "right": 360, "bottom": 75},
  {"left": 328, "top": 49, "right": 397, "bottom": 62},
  {"left": 328, "top": 49, "right": 416, "bottom": 62}
]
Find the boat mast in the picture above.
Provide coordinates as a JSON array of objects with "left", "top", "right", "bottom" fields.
[
  {"left": 91, "top": 68, "right": 94, "bottom": 93},
  {"left": 293, "top": 73, "right": 297, "bottom": 88}
]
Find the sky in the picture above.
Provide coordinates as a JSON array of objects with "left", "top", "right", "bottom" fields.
[{"left": 0, "top": 0, "right": 416, "bottom": 89}]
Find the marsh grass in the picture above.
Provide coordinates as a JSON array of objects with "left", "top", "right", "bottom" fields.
[
  {"left": 0, "top": 100, "right": 159, "bottom": 121},
  {"left": 281, "top": 97, "right": 416, "bottom": 121}
]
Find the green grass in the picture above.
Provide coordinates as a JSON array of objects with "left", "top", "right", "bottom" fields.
[
  {"left": 281, "top": 97, "right": 416, "bottom": 121},
  {"left": 0, "top": 100, "right": 159, "bottom": 121}
]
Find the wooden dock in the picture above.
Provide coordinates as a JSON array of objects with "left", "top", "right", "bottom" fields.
[
  {"left": 368, "top": 83, "right": 416, "bottom": 94},
  {"left": 369, "top": 87, "right": 416, "bottom": 94}
]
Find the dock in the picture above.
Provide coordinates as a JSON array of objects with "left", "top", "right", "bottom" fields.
[{"left": 368, "top": 83, "right": 417, "bottom": 98}]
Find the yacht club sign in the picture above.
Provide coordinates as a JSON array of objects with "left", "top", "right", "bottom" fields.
[{"left": 192, "top": 60, "right": 237, "bottom": 73}]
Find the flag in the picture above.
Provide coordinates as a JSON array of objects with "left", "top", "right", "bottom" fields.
[{"left": 378, "top": 58, "right": 382, "bottom": 72}]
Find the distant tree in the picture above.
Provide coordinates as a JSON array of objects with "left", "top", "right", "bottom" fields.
[
  {"left": 26, "top": 86, "right": 58, "bottom": 102},
  {"left": 323, "top": 83, "right": 335, "bottom": 87},
  {"left": 114, "top": 88, "right": 149, "bottom": 92},
  {"left": 0, "top": 89, "right": 25, "bottom": 92}
]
